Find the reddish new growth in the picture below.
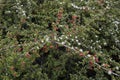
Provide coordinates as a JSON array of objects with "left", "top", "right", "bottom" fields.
[
  {"left": 72, "top": 15, "right": 77, "bottom": 20},
  {"left": 25, "top": 52, "right": 31, "bottom": 58},
  {"left": 89, "top": 60, "right": 94, "bottom": 69},
  {"left": 49, "top": 45, "right": 54, "bottom": 48},
  {"left": 70, "top": 15, "right": 77, "bottom": 24},
  {"left": 79, "top": 52, "right": 85, "bottom": 57},
  {"left": 10, "top": 66, "right": 14, "bottom": 71},
  {"left": 57, "top": 7, "right": 63, "bottom": 20},
  {"left": 17, "top": 47, "right": 23, "bottom": 52},
  {"left": 94, "top": 54, "right": 99, "bottom": 63}
]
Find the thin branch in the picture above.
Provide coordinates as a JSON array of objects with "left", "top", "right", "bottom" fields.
[{"left": 55, "top": 41, "right": 120, "bottom": 77}]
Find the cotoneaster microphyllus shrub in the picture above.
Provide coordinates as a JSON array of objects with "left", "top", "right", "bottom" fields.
[{"left": 0, "top": 0, "right": 120, "bottom": 80}]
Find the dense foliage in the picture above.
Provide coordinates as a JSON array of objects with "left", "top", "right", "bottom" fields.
[{"left": 0, "top": 0, "right": 120, "bottom": 80}]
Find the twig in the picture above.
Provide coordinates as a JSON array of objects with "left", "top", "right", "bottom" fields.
[{"left": 55, "top": 41, "right": 120, "bottom": 77}]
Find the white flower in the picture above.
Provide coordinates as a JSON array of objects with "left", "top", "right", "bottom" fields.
[
  {"left": 59, "top": 37, "right": 63, "bottom": 40},
  {"left": 87, "top": 7, "right": 90, "bottom": 10},
  {"left": 79, "top": 49, "right": 83, "bottom": 52},
  {"left": 93, "top": 56, "right": 95, "bottom": 60},
  {"left": 115, "top": 39, "right": 119, "bottom": 43},
  {"left": 23, "top": 13, "right": 26, "bottom": 16},
  {"left": 95, "top": 35, "right": 98, "bottom": 38},
  {"left": 78, "top": 43, "right": 81, "bottom": 45},
  {"left": 87, "top": 54, "right": 91, "bottom": 57},
  {"left": 104, "top": 42, "right": 107, "bottom": 45},
  {"left": 68, "top": 43, "right": 71, "bottom": 46},
  {"left": 59, "top": 25, "right": 63, "bottom": 27},
  {"left": 106, "top": 6, "right": 110, "bottom": 9},
  {"left": 5, "top": 11, "right": 11, "bottom": 14},
  {"left": 16, "top": 10, "right": 18, "bottom": 12},
  {"left": 96, "top": 41, "right": 99, "bottom": 43},
  {"left": 17, "top": 3, "right": 19, "bottom": 5},
  {"left": 75, "top": 36, "right": 78, "bottom": 39},
  {"left": 71, "top": 46, "right": 74, "bottom": 49},
  {"left": 90, "top": 46, "right": 93, "bottom": 49},
  {"left": 98, "top": 45, "right": 101, "bottom": 48},
  {"left": 65, "top": 36, "right": 68, "bottom": 39},
  {"left": 59, "top": 2, "right": 62, "bottom": 4},
  {"left": 59, "top": 2, "right": 65, "bottom": 4},
  {"left": 61, "top": 35, "right": 65, "bottom": 37},
  {"left": 82, "top": 38, "right": 85, "bottom": 40},
  {"left": 76, "top": 40, "right": 79, "bottom": 42},
  {"left": 41, "top": 40, "right": 44, "bottom": 43},
  {"left": 54, "top": 36, "right": 57, "bottom": 40},
  {"left": 21, "top": 5, "right": 23, "bottom": 7},
  {"left": 12, "top": 5, "right": 17, "bottom": 8},
  {"left": 22, "top": 10, "right": 25, "bottom": 13},
  {"left": 36, "top": 46, "right": 39, "bottom": 49},
  {"left": 75, "top": 47, "right": 78, "bottom": 49},
  {"left": 46, "top": 37, "right": 49, "bottom": 42},
  {"left": 99, "top": 28, "right": 102, "bottom": 31},
  {"left": 91, "top": 40, "right": 93, "bottom": 42},
  {"left": 106, "top": 1, "right": 109, "bottom": 3},
  {"left": 92, "top": 7, "right": 95, "bottom": 10},
  {"left": 82, "top": 6, "right": 85, "bottom": 10},
  {"left": 108, "top": 70, "right": 112, "bottom": 75},
  {"left": 72, "top": 39, "right": 74, "bottom": 41},
  {"left": 111, "top": 33, "right": 113, "bottom": 34},
  {"left": 109, "top": 58, "right": 112, "bottom": 61},
  {"left": 116, "top": 66, "right": 119, "bottom": 70},
  {"left": 61, "top": 42, "right": 65, "bottom": 45}
]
